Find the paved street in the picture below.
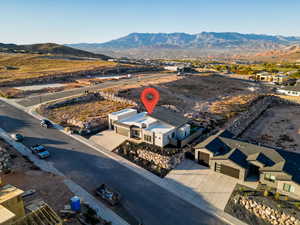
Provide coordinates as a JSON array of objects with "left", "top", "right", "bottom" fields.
[
  {"left": 16, "top": 73, "right": 171, "bottom": 107},
  {"left": 0, "top": 100, "right": 227, "bottom": 225}
]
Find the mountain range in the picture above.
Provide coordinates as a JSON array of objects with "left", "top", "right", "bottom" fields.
[{"left": 68, "top": 32, "right": 300, "bottom": 59}]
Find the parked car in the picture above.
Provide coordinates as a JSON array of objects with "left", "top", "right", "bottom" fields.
[
  {"left": 11, "top": 133, "right": 24, "bottom": 142},
  {"left": 30, "top": 145, "right": 50, "bottom": 159},
  {"left": 40, "top": 119, "right": 53, "bottom": 128},
  {"left": 95, "top": 184, "right": 121, "bottom": 206}
]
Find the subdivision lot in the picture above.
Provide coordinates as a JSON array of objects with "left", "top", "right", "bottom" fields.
[
  {"left": 241, "top": 104, "right": 300, "bottom": 152},
  {"left": 38, "top": 98, "right": 132, "bottom": 128},
  {"left": 0, "top": 99, "right": 227, "bottom": 225},
  {"left": 113, "top": 73, "right": 264, "bottom": 120}
]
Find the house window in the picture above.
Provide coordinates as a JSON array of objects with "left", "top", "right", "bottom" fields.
[
  {"left": 172, "top": 132, "right": 175, "bottom": 138},
  {"left": 283, "top": 183, "right": 295, "bottom": 193},
  {"left": 144, "top": 135, "right": 152, "bottom": 142},
  {"left": 264, "top": 173, "right": 276, "bottom": 182}
]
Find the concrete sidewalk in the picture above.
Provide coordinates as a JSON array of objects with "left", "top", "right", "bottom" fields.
[
  {"left": 1, "top": 97, "right": 247, "bottom": 225},
  {"left": 0, "top": 128, "right": 130, "bottom": 225}
]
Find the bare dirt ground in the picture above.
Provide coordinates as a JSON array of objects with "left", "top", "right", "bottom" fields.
[
  {"left": 39, "top": 98, "right": 133, "bottom": 127},
  {"left": 0, "top": 139, "right": 80, "bottom": 225},
  {"left": 241, "top": 104, "right": 300, "bottom": 152},
  {"left": 106, "top": 73, "right": 264, "bottom": 122}
]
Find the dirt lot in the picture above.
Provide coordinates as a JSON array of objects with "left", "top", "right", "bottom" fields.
[
  {"left": 38, "top": 98, "right": 133, "bottom": 129},
  {"left": 241, "top": 104, "right": 300, "bottom": 152},
  {"left": 106, "top": 73, "right": 264, "bottom": 121},
  {"left": 0, "top": 139, "right": 80, "bottom": 224},
  {"left": 0, "top": 53, "right": 117, "bottom": 84}
]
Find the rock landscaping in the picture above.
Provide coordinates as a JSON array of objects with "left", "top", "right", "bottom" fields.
[
  {"left": 0, "top": 139, "right": 12, "bottom": 173},
  {"left": 225, "top": 184, "right": 300, "bottom": 225},
  {"left": 114, "top": 141, "right": 187, "bottom": 177}
]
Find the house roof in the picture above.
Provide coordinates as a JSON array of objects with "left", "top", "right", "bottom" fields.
[
  {"left": 194, "top": 130, "right": 300, "bottom": 185},
  {"left": 149, "top": 107, "right": 189, "bottom": 127},
  {"left": 0, "top": 184, "right": 24, "bottom": 204},
  {"left": 213, "top": 148, "right": 249, "bottom": 168},
  {"left": 0, "top": 205, "right": 15, "bottom": 224},
  {"left": 277, "top": 150, "right": 300, "bottom": 184}
]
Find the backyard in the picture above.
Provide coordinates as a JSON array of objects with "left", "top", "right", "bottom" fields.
[
  {"left": 106, "top": 73, "right": 266, "bottom": 125},
  {"left": 241, "top": 104, "right": 300, "bottom": 153}
]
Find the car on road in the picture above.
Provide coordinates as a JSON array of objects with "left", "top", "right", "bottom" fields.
[
  {"left": 11, "top": 133, "right": 24, "bottom": 142},
  {"left": 30, "top": 144, "right": 50, "bottom": 159},
  {"left": 40, "top": 119, "right": 53, "bottom": 128},
  {"left": 95, "top": 184, "right": 121, "bottom": 206}
]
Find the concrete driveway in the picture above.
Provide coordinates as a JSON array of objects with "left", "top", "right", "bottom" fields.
[
  {"left": 165, "top": 159, "right": 238, "bottom": 210},
  {"left": 89, "top": 130, "right": 127, "bottom": 151}
]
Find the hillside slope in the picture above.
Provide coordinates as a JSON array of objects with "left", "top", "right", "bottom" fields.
[
  {"left": 0, "top": 43, "right": 110, "bottom": 60},
  {"left": 254, "top": 44, "right": 300, "bottom": 62}
]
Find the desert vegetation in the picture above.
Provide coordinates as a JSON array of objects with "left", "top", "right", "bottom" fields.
[{"left": 0, "top": 53, "right": 117, "bottom": 83}]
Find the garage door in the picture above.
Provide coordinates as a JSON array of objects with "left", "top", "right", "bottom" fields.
[
  {"left": 116, "top": 126, "right": 129, "bottom": 137},
  {"left": 198, "top": 152, "right": 210, "bottom": 167},
  {"left": 215, "top": 163, "right": 240, "bottom": 179}
]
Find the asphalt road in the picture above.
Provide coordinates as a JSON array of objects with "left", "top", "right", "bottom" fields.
[
  {"left": 0, "top": 100, "right": 227, "bottom": 225},
  {"left": 16, "top": 73, "right": 171, "bottom": 107}
]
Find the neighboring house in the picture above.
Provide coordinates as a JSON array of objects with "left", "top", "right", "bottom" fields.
[
  {"left": 277, "top": 82, "right": 300, "bottom": 96},
  {"left": 108, "top": 108, "right": 192, "bottom": 147},
  {"left": 0, "top": 184, "right": 25, "bottom": 225},
  {"left": 194, "top": 130, "right": 300, "bottom": 199},
  {"left": 0, "top": 184, "right": 62, "bottom": 225},
  {"left": 254, "top": 73, "right": 290, "bottom": 84}
]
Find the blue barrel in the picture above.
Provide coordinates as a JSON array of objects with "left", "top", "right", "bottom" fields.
[{"left": 70, "top": 196, "right": 81, "bottom": 212}]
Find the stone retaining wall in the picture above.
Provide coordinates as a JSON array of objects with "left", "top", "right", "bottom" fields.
[
  {"left": 237, "top": 195, "right": 300, "bottom": 225},
  {"left": 0, "top": 146, "right": 11, "bottom": 172},
  {"left": 228, "top": 95, "right": 275, "bottom": 137},
  {"left": 98, "top": 91, "right": 138, "bottom": 106},
  {"left": 137, "top": 149, "right": 186, "bottom": 170},
  {"left": 45, "top": 93, "right": 103, "bottom": 109}
]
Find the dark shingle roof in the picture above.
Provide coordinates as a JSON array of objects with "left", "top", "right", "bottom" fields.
[
  {"left": 213, "top": 148, "right": 249, "bottom": 168},
  {"left": 195, "top": 129, "right": 300, "bottom": 185},
  {"left": 149, "top": 107, "right": 189, "bottom": 127},
  {"left": 277, "top": 150, "right": 300, "bottom": 184}
]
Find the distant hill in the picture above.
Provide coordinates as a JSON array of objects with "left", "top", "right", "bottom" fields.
[
  {"left": 254, "top": 44, "right": 300, "bottom": 62},
  {"left": 0, "top": 43, "right": 110, "bottom": 60},
  {"left": 68, "top": 32, "right": 300, "bottom": 58}
]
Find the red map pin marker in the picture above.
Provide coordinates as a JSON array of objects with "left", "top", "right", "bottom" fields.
[{"left": 140, "top": 87, "right": 160, "bottom": 114}]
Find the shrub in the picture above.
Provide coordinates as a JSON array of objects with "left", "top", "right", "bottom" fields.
[
  {"left": 274, "top": 192, "right": 281, "bottom": 200},
  {"left": 264, "top": 190, "right": 269, "bottom": 197}
]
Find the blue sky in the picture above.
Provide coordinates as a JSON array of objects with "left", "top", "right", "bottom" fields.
[{"left": 1, "top": 0, "right": 300, "bottom": 44}]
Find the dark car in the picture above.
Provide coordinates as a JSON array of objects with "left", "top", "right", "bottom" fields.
[
  {"left": 95, "top": 184, "right": 121, "bottom": 206},
  {"left": 40, "top": 119, "right": 53, "bottom": 128},
  {"left": 11, "top": 133, "right": 24, "bottom": 142}
]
